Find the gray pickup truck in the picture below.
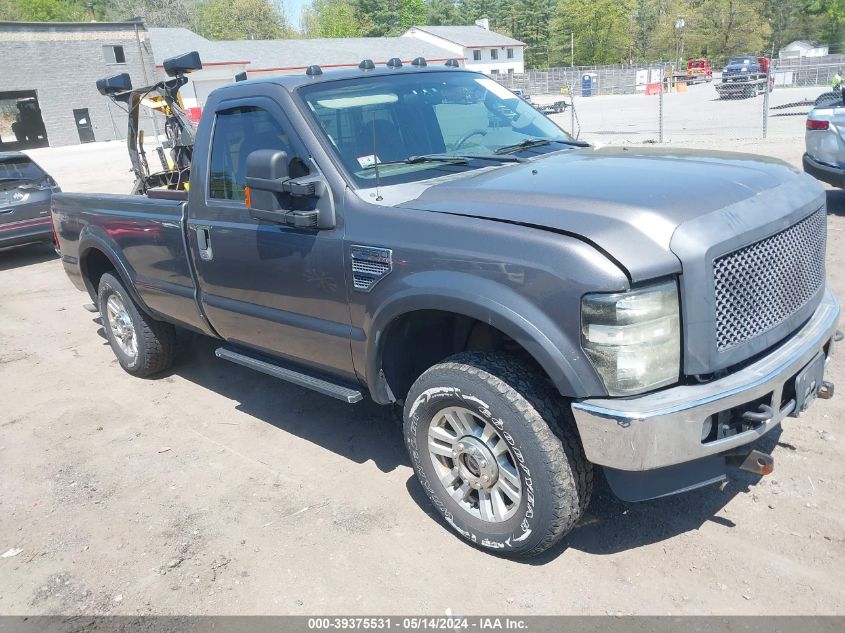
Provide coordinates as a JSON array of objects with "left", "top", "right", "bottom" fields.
[{"left": 53, "top": 56, "right": 839, "bottom": 557}]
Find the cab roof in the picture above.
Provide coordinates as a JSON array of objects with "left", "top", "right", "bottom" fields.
[{"left": 214, "top": 64, "right": 475, "bottom": 96}]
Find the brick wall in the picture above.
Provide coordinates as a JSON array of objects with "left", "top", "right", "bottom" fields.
[{"left": 0, "top": 22, "right": 160, "bottom": 147}]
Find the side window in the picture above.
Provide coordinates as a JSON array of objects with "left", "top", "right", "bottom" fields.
[{"left": 208, "top": 105, "right": 305, "bottom": 201}]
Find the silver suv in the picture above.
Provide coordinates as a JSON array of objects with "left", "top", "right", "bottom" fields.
[{"left": 804, "top": 95, "right": 845, "bottom": 188}]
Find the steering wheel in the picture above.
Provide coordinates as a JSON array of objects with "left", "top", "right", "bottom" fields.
[{"left": 454, "top": 129, "right": 487, "bottom": 150}]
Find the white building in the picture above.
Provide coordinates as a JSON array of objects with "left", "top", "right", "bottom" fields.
[
  {"left": 402, "top": 24, "right": 526, "bottom": 76},
  {"left": 779, "top": 40, "right": 829, "bottom": 59}
]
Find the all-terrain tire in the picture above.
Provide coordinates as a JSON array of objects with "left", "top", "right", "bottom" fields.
[
  {"left": 97, "top": 272, "right": 176, "bottom": 377},
  {"left": 403, "top": 352, "right": 592, "bottom": 557}
]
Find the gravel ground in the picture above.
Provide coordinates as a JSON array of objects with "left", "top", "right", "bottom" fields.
[{"left": 1, "top": 87, "right": 844, "bottom": 615}]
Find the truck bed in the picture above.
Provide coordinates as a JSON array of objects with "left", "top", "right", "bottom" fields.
[{"left": 52, "top": 192, "right": 207, "bottom": 333}]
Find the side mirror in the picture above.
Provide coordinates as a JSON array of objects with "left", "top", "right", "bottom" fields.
[
  {"left": 245, "top": 149, "right": 289, "bottom": 213},
  {"left": 163, "top": 51, "right": 202, "bottom": 77},
  {"left": 96, "top": 73, "right": 132, "bottom": 95},
  {"left": 245, "top": 149, "right": 334, "bottom": 229}
]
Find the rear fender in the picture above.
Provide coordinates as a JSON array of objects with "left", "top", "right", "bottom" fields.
[{"left": 77, "top": 225, "right": 156, "bottom": 317}]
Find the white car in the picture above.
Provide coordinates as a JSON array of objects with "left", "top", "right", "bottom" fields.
[{"left": 804, "top": 98, "right": 845, "bottom": 188}]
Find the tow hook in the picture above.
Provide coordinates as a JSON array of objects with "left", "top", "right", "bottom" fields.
[
  {"left": 726, "top": 449, "right": 774, "bottom": 476},
  {"left": 818, "top": 380, "right": 834, "bottom": 400}
]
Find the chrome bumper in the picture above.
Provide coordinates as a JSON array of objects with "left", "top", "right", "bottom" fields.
[{"left": 571, "top": 288, "right": 840, "bottom": 471}]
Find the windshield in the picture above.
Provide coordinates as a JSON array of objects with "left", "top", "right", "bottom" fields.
[
  {"left": 0, "top": 154, "right": 45, "bottom": 182},
  {"left": 728, "top": 57, "right": 754, "bottom": 65},
  {"left": 298, "top": 71, "right": 575, "bottom": 187}
]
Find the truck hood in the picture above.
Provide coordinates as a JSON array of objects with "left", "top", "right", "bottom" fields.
[{"left": 398, "top": 146, "right": 822, "bottom": 281}]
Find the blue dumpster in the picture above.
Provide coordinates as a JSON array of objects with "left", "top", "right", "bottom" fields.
[{"left": 581, "top": 73, "right": 598, "bottom": 96}]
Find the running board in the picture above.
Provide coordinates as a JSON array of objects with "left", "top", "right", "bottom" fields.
[{"left": 214, "top": 347, "right": 364, "bottom": 403}]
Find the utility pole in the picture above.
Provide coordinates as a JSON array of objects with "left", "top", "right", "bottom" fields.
[
  {"left": 134, "top": 22, "right": 161, "bottom": 138},
  {"left": 675, "top": 18, "right": 685, "bottom": 72},
  {"left": 570, "top": 32, "right": 574, "bottom": 67}
]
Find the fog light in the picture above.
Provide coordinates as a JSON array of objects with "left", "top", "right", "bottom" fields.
[{"left": 701, "top": 416, "right": 714, "bottom": 442}]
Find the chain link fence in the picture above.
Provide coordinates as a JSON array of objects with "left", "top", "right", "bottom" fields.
[{"left": 495, "top": 56, "right": 840, "bottom": 150}]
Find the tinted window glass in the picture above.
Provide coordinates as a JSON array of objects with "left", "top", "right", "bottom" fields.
[
  {"left": 0, "top": 154, "right": 46, "bottom": 182},
  {"left": 208, "top": 106, "right": 303, "bottom": 201}
]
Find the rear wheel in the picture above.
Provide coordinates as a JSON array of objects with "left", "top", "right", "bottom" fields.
[
  {"left": 403, "top": 352, "right": 592, "bottom": 557},
  {"left": 98, "top": 272, "right": 176, "bottom": 377}
]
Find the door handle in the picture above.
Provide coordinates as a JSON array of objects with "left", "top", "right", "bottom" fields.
[{"left": 195, "top": 226, "right": 213, "bottom": 261}]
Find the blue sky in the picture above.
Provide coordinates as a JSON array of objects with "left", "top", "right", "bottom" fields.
[{"left": 281, "top": 0, "right": 308, "bottom": 30}]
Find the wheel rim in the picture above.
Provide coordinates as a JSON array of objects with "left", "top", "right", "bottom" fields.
[
  {"left": 105, "top": 294, "right": 137, "bottom": 360},
  {"left": 427, "top": 406, "right": 522, "bottom": 523}
]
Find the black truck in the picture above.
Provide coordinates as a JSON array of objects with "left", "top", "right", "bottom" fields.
[{"left": 52, "top": 53, "right": 840, "bottom": 557}]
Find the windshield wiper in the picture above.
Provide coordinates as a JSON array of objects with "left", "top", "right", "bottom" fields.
[
  {"left": 364, "top": 155, "right": 469, "bottom": 169},
  {"left": 494, "top": 138, "right": 590, "bottom": 155},
  {"left": 363, "top": 153, "right": 524, "bottom": 169}
]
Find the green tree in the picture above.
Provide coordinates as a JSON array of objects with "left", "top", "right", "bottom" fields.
[
  {"left": 0, "top": 0, "right": 19, "bottom": 19},
  {"left": 550, "top": 0, "right": 636, "bottom": 65},
  {"left": 695, "top": 0, "right": 771, "bottom": 61},
  {"left": 3, "top": 0, "right": 89, "bottom": 21},
  {"left": 353, "top": 0, "right": 425, "bottom": 35},
  {"left": 425, "top": 0, "right": 460, "bottom": 25},
  {"left": 302, "top": 0, "right": 363, "bottom": 37},
  {"left": 105, "top": 0, "right": 198, "bottom": 28},
  {"left": 195, "top": 0, "right": 293, "bottom": 40},
  {"left": 457, "top": 0, "right": 502, "bottom": 28},
  {"left": 807, "top": 0, "right": 845, "bottom": 52},
  {"left": 511, "top": 0, "right": 557, "bottom": 68},
  {"left": 400, "top": 0, "right": 426, "bottom": 28}
]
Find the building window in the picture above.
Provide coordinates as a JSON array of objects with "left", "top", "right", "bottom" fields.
[
  {"left": 507, "top": 48, "right": 514, "bottom": 59},
  {"left": 103, "top": 45, "right": 126, "bottom": 64},
  {"left": 507, "top": 69, "right": 514, "bottom": 76},
  {"left": 490, "top": 69, "right": 499, "bottom": 75},
  {"left": 490, "top": 48, "right": 498, "bottom": 60},
  {"left": 473, "top": 50, "right": 481, "bottom": 61}
]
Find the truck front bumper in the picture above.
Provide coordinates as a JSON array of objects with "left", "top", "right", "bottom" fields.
[{"left": 572, "top": 288, "right": 839, "bottom": 498}]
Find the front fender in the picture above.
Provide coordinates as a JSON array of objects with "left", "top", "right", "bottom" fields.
[{"left": 363, "top": 271, "right": 605, "bottom": 403}]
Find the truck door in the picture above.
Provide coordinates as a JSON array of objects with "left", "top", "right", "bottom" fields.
[{"left": 187, "top": 97, "right": 355, "bottom": 380}]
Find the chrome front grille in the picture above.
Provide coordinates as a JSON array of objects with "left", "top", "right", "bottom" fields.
[{"left": 713, "top": 209, "right": 826, "bottom": 351}]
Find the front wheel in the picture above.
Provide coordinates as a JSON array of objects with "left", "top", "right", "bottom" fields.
[
  {"left": 404, "top": 352, "right": 592, "bottom": 557},
  {"left": 98, "top": 272, "right": 176, "bottom": 377}
]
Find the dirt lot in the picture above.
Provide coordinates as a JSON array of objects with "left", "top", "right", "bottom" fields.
[{"left": 1, "top": 88, "right": 845, "bottom": 615}]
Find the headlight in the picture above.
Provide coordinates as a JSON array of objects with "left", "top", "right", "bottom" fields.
[{"left": 581, "top": 281, "right": 680, "bottom": 396}]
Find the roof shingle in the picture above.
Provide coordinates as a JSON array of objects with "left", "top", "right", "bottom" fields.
[
  {"left": 405, "top": 25, "right": 525, "bottom": 48},
  {"left": 148, "top": 28, "right": 460, "bottom": 71}
]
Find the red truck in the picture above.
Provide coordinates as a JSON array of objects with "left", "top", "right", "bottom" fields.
[{"left": 686, "top": 58, "right": 713, "bottom": 84}]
